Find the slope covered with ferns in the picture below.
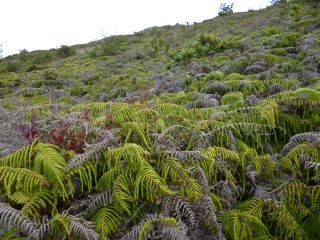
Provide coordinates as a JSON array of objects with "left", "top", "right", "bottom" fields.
[{"left": 0, "top": 0, "right": 320, "bottom": 239}]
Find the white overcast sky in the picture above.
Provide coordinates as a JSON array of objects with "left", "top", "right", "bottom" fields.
[{"left": 0, "top": 0, "right": 269, "bottom": 57}]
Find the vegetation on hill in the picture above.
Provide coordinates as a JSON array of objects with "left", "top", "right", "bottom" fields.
[{"left": 0, "top": 0, "right": 319, "bottom": 239}]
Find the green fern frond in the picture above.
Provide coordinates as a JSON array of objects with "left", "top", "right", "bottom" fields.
[
  {"left": 94, "top": 206, "right": 121, "bottom": 239},
  {"left": 98, "top": 168, "right": 119, "bottom": 190},
  {"left": 221, "top": 91, "right": 244, "bottom": 108},
  {"left": 267, "top": 88, "right": 320, "bottom": 105},
  {"left": 0, "top": 140, "right": 38, "bottom": 168},
  {"left": 108, "top": 143, "right": 150, "bottom": 170},
  {"left": 258, "top": 100, "right": 279, "bottom": 126},
  {"left": 157, "top": 157, "right": 202, "bottom": 200},
  {"left": 52, "top": 214, "right": 71, "bottom": 236},
  {"left": 135, "top": 162, "right": 175, "bottom": 201},
  {"left": 9, "top": 190, "right": 54, "bottom": 219},
  {"left": 0, "top": 166, "right": 48, "bottom": 196},
  {"left": 30, "top": 213, "right": 99, "bottom": 240},
  {"left": 70, "top": 102, "right": 108, "bottom": 116},
  {"left": 122, "top": 122, "right": 151, "bottom": 150},
  {"left": 154, "top": 103, "right": 188, "bottom": 117},
  {"left": 113, "top": 174, "right": 135, "bottom": 215},
  {"left": 187, "top": 107, "right": 216, "bottom": 120},
  {"left": 233, "top": 198, "right": 264, "bottom": 218},
  {"left": 33, "top": 143, "right": 68, "bottom": 198},
  {"left": 252, "top": 155, "right": 276, "bottom": 178},
  {"left": 265, "top": 202, "right": 305, "bottom": 240},
  {"left": 138, "top": 215, "right": 177, "bottom": 240},
  {"left": 204, "top": 147, "right": 241, "bottom": 165},
  {"left": 132, "top": 108, "right": 159, "bottom": 123},
  {"left": 280, "top": 142, "right": 320, "bottom": 174},
  {"left": 222, "top": 209, "right": 269, "bottom": 240},
  {"left": 110, "top": 102, "right": 141, "bottom": 123}
]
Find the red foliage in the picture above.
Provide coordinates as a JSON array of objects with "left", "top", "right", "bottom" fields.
[
  {"left": 67, "top": 130, "right": 85, "bottom": 153},
  {"left": 18, "top": 114, "right": 39, "bottom": 143},
  {"left": 49, "top": 120, "right": 68, "bottom": 145}
]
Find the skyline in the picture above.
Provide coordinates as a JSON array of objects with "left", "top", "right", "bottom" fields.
[{"left": 0, "top": 0, "right": 270, "bottom": 57}]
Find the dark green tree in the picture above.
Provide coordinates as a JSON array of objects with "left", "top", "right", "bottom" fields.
[{"left": 218, "top": 3, "right": 234, "bottom": 16}]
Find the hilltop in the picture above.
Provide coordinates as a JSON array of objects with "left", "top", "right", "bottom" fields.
[{"left": 0, "top": 0, "right": 320, "bottom": 239}]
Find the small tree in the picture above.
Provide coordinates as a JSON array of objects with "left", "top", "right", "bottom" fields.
[
  {"left": 218, "top": 3, "right": 234, "bottom": 16},
  {"left": 269, "top": 0, "right": 287, "bottom": 6}
]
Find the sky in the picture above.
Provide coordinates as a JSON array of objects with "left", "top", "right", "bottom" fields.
[{"left": 0, "top": 0, "right": 270, "bottom": 57}]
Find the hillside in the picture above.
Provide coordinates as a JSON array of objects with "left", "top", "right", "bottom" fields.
[{"left": 0, "top": 0, "right": 320, "bottom": 239}]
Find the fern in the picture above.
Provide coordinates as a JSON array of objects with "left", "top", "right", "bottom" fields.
[
  {"left": 223, "top": 212, "right": 260, "bottom": 240},
  {"left": 0, "top": 203, "right": 35, "bottom": 235},
  {"left": 94, "top": 206, "right": 121, "bottom": 239},
  {"left": 29, "top": 213, "right": 99, "bottom": 240},
  {"left": 9, "top": 190, "right": 54, "bottom": 219},
  {"left": 121, "top": 214, "right": 178, "bottom": 240},
  {"left": 280, "top": 142, "right": 320, "bottom": 175},
  {"left": 265, "top": 201, "right": 305, "bottom": 240},
  {"left": 157, "top": 156, "right": 202, "bottom": 200},
  {"left": 0, "top": 167, "right": 48, "bottom": 196},
  {"left": 134, "top": 162, "right": 175, "bottom": 201},
  {"left": 0, "top": 141, "right": 38, "bottom": 168},
  {"left": 33, "top": 143, "right": 68, "bottom": 198}
]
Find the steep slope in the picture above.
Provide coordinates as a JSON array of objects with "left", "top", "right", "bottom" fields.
[{"left": 0, "top": 0, "right": 319, "bottom": 239}]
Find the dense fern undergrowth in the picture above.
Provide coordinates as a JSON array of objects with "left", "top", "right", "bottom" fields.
[{"left": 0, "top": 0, "right": 320, "bottom": 239}]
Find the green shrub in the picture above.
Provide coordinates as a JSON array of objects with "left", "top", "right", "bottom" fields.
[
  {"left": 5, "top": 61, "right": 20, "bottom": 72},
  {"left": 69, "top": 85, "right": 88, "bottom": 96},
  {"left": 57, "top": 45, "right": 76, "bottom": 58},
  {"left": 43, "top": 68, "right": 58, "bottom": 80},
  {"left": 0, "top": 72, "right": 20, "bottom": 87},
  {"left": 221, "top": 91, "right": 244, "bottom": 108},
  {"left": 272, "top": 32, "right": 303, "bottom": 47},
  {"left": 31, "top": 50, "right": 55, "bottom": 64},
  {"left": 224, "top": 73, "right": 246, "bottom": 81},
  {"left": 42, "top": 68, "right": 63, "bottom": 88},
  {"left": 30, "top": 80, "right": 43, "bottom": 88},
  {"left": 261, "top": 27, "right": 279, "bottom": 37},
  {"left": 150, "top": 37, "right": 169, "bottom": 56},
  {"left": 0, "top": 87, "right": 11, "bottom": 97},
  {"left": 204, "top": 71, "right": 225, "bottom": 81},
  {"left": 262, "top": 53, "right": 286, "bottom": 64},
  {"left": 218, "top": 3, "right": 234, "bottom": 16},
  {"left": 26, "top": 64, "right": 44, "bottom": 72},
  {"left": 174, "top": 33, "right": 224, "bottom": 62},
  {"left": 101, "top": 36, "right": 126, "bottom": 56},
  {"left": 271, "top": 48, "right": 288, "bottom": 56}
]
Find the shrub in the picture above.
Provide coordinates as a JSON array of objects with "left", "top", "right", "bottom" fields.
[
  {"left": 224, "top": 73, "right": 246, "bottom": 81},
  {"left": 5, "top": 61, "right": 20, "bottom": 72},
  {"left": 57, "top": 45, "right": 76, "bottom": 58},
  {"left": 43, "top": 68, "right": 58, "bottom": 81},
  {"left": 150, "top": 37, "right": 169, "bottom": 56},
  {"left": 271, "top": 48, "right": 288, "bottom": 56},
  {"left": 26, "top": 64, "right": 44, "bottom": 72},
  {"left": 69, "top": 85, "right": 89, "bottom": 96},
  {"left": 261, "top": 27, "right": 279, "bottom": 37},
  {"left": 221, "top": 91, "right": 244, "bottom": 105},
  {"left": 272, "top": 32, "right": 303, "bottom": 47},
  {"left": 0, "top": 72, "right": 20, "bottom": 87},
  {"left": 174, "top": 33, "right": 223, "bottom": 62},
  {"left": 42, "top": 68, "right": 63, "bottom": 88},
  {"left": 101, "top": 36, "right": 125, "bottom": 56},
  {"left": 204, "top": 71, "right": 225, "bottom": 81},
  {"left": 31, "top": 50, "right": 55, "bottom": 64}
]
